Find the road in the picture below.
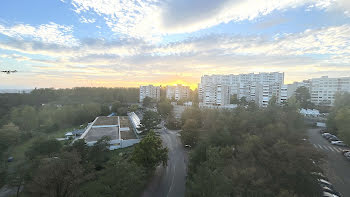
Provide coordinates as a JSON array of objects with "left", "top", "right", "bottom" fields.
[
  {"left": 307, "top": 128, "right": 350, "bottom": 196},
  {"left": 142, "top": 126, "right": 188, "bottom": 197}
]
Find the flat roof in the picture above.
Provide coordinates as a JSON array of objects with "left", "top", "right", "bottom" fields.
[
  {"left": 93, "top": 116, "right": 119, "bottom": 126},
  {"left": 84, "top": 127, "right": 119, "bottom": 142}
]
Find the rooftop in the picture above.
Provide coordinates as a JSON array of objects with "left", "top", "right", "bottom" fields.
[
  {"left": 93, "top": 116, "right": 119, "bottom": 126},
  {"left": 84, "top": 127, "right": 119, "bottom": 142}
]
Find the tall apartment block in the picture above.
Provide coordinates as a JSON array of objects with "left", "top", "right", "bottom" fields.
[
  {"left": 198, "top": 72, "right": 285, "bottom": 107},
  {"left": 288, "top": 76, "right": 350, "bottom": 106},
  {"left": 139, "top": 85, "right": 161, "bottom": 102},
  {"left": 166, "top": 84, "right": 190, "bottom": 101}
]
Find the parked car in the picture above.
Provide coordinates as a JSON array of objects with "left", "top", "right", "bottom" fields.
[
  {"left": 322, "top": 186, "right": 341, "bottom": 197},
  {"left": 322, "top": 133, "right": 333, "bottom": 139},
  {"left": 330, "top": 141, "right": 347, "bottom": 147},
  {"left": 318, "top": 179, "right": 334, "bottom": 189},
  {"left": 342, "top": 150, "right": 350, "bottom": 155},
  {"left": 328, "top": 136, "right": 340, "bottom": 142},
  {"left": 323, "top": 191, "right": 341, "bottom": 197},
  {"left": 311, "top": 172, "right": 328, "bottom": 180},
  {"left": 319, "top": 129, "right": 328, "bottom": 134}
]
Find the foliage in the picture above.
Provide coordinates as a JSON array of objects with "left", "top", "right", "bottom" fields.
[
  {"left": 26, "top": 151, "right": 84, "bottom": 197},
  {"left": 25, "top": 139, "right": 62, "bottom": 159},
  {"left": 181, "top": 119, "right": 199, "bottom": 146},
  {"left": 157, "top": 100, "right": 173, "bottom": 117},
  {"left": 131, "top": 130, "right": 168, "bottom": 170},
  {"left": 165, "top": 112, "right": 181, "bottom": 130},
  {"left": 79, "top": 156, "right": 146, "bottom": 197},
  {"left": 295, "top": 86, "right": 314, "bottom": 109},
  {"left": 0, "top": 123, "right": 20, "bottom": 156},
  {"left": 230, "top": 94, "right": 239, "bottom": 104},
  {"left": 139, "top": 110, "right": 161, "bottom": 133},
  {"left": 142, "top": 96, "right": 153, "bottom": 107},
  {"left": 185, "top": 107, "right": 323, "bottom": 197},
  {"left": 327, "top": 93, "right": 350, "bottom": 144}
]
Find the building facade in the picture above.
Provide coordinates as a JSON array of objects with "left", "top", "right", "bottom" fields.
[
  {"left": 198, "top": 72, "right": 285, "bottom": 107},
  {"left": 166, "top": 84, "right": 190, "bottom": 101},
  {"left": 287, "top": 76, "right": 350, "bottom": 106},
  {"left": 139, "top": 85, "right": 160, "bottom": 102}
]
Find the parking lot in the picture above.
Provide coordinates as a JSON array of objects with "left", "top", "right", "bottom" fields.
[{"left": 308, "top": 128, "right": 350, "bottom": 196}]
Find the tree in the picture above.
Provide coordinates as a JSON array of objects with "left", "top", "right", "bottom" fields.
[
  {"left": 0, "top": 123, "right": 20, "bottom": 156},
  {"left": 295, "top": 86, "right": 314, "bottom": 109},
  {"left": 79, "top": 159, "right": 146, "bottom": 197},
  {"left": 111, "top": 101, "right": 122, "bottom": 113},
  {"left": 131, "top": 130, "right": 168, "bottom": 170},
  {"left": 129, "top": 104, "right": 139, "bottom": 112},
  {"left": 230, "top": 94, "right": 239, "bottom": 104},
  {"left": 239, "top": 97, "right": 248, "bottom": 106},
  {"left": 87, "top": 136, "right": 111, "bottom": 170},
  {"left": 139, "top": 111, "right": 161, "bottom": 133},
  {"left": 26, "top": 151, "right": 84, "bottom": 197},
  {"left": 181, "top": 119, "right": 199, "bottom": 146},
  {"left": 157, "top": 101, "right": 173, "bottom": 117},
  {"left": 26, "top": 139, "right": 62, "bottom": 159},
  {"left": 142, "top": 96, "right": 153, "bottom": 108},
  {"left": 166, "top": 112, "right": 180, "bottom": 130}
]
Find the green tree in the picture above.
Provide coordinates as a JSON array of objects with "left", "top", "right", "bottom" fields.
[
  {"left": 157, "top": 101, "right": 173, "bottom": 117},
  {"left": 0, "top": 123, "right": 20, "bottom": 156},
  {"left": 129, "top": 104, "right": 139, "bottom": 112},
  {"left": 142, "top": 96, "right": 153, "bottom": 108},
  {"left": 139, "top": 111, "right": 161, "bottom": 133},
  {"left": 26, "top": 139, "right": 62, "bottom": 159},
  {"left": 230, "top": 94, "right": 239, "bottom": 104},
  {"left": 131, "top": 130, "right": 168, "bottom": 170},
  {"left": 295, "top": 86, "right": 314, "bottom": 109},
  {"left": 181, "top": 119, "right": 199, "bottom": 146},
  {"left": 111, "top": 101, "right": 122, "bottom": 113},
  {"left": 26, "top": 151, "right": 84, "bottom": 197},
  {"left": 79, "top": 159, "right": 146, "bottom": 197}
]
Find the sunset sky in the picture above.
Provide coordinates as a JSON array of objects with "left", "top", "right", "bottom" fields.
[{"left": 1, "top": 0, "right": 350, "bottom": 89}]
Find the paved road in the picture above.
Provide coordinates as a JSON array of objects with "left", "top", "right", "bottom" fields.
[
  {"left": 142, "top": 126, "right": 188, "bottom": 197},
  {"left": 307, "top": 128, "right": 350, "bottom": 196}
]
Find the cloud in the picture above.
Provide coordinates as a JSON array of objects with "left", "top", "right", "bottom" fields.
[
  {"left": 0, "top": 22, "right": 79, "bottom": 46},
  {"left": 69, "top": 0, "right": 350, "bottom": 41},
  {"left": 79, "top": 16, "right": 96, "bottom": 24},
  {"left": 1, "top": 24, "right": 350, "bottom": 88}
]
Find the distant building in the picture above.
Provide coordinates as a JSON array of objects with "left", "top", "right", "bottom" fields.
[
  {"left": 139, "top": 85, "right": 160, "bottom": 103},
  {"left": 287, "top": 76, "right": 350, "bottom": 106},
  {"left": 198, "top": 72, "right": 285, "bottom": 107},
  {"left": 166, "top": 84, "right": 190, "bottom": 101}
]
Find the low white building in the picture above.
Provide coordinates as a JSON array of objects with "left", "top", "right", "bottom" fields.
[{"left": 80, "top": 116, "right": 140, "bottom": 150}]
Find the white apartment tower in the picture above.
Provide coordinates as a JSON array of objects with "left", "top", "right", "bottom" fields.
[
  {"left": 139, "top": 85, "right": 160, "bottom": 102},
  {"left": 198, "top": 72, "right": 285, "bottom": 107},
  {"left": 166, "top": 84, "right": 190, "bottom": 101},
  {"left": 309, "top": 76, "right": 350, "bottom": 106}
]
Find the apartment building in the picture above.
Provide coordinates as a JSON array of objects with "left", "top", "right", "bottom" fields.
[
  {"left": 309, "top": 76, "right": 350, "bottom": 106},
  {"left": 166, "top": 84, "right": 190, "bottom": 101},
  {"left": 198, "top": 72, "right": 285, "bottom": 107},
  {"left": 139, "top": 85, "right": 160, "bottom": 102},
  {"left": 287, "top": 76, "right": 350, "bottom": 106}
]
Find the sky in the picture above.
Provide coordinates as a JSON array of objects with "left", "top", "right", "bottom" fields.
[{"left": 0, "top": 0, "right": 350, "bottom": 89}]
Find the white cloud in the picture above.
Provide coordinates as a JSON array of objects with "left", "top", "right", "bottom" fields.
[
  {"left": 1, "top": 24, "right": 350, "bottom": 87},
  {"left": 0, "top": 22, "right": 79, "bottom": 46},
  {"left": 79, "top": 16, "right": 96, "bottom": 24},
  {"left": 69, "top": 0, "right": 350, "bottom": 41}
]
